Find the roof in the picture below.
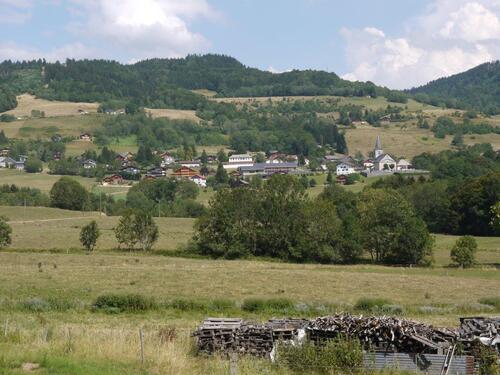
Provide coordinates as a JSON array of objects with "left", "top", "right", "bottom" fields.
[
  {"left": 375, "top": 135, "right": 382, "bottom": 150},
  {"left": 239, "top": 162, "right": 298, "bottom": 172},
  {"left": 374, "top": 153, "right": 396, "bottom": 163},
  {"left": 230, "top": 154, "right": 252, "bottom": 158}
]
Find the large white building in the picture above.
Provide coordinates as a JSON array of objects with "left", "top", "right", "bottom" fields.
[{"left": 223, "top": 154, "right": 254, "bottom": 170}]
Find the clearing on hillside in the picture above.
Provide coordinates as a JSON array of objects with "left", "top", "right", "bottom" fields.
[
  {"left": 2, "top": 94, "right": 99, "bottom": 117},
  {"left": 145, "top": 108, "right": 200, "bottom": 122}
]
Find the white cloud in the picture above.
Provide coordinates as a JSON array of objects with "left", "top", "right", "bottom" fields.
[
  {"left": 341, "top": 0, "right": 500, "bottom": 89},
  {"left": 0, "top": 0, "right": 33, "bottom": 24},
  {"left": 0, "top": 42, "right": 98, "bottom": 62},
  {"left": 69, "top": 0, "right": 216, "bottom": 61}
]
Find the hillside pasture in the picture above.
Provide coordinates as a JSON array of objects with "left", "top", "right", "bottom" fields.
[
  {"left": 0, "top": 114, "right": 105, "bottom": 139},
  {"left": 344, "top": 123, "right": 500, "bottom": 158},
  {"left": 1, "top": 206, "right": 195, "bottom": 251},
  {"left": 0, "top": 169, "right": 97, "bottom": 193},
  {"left": 2, "top": 94, "right": 99, "bottom": 118},
  {"left": 145, "top": 108, "right": 200, "bottom": 122}
]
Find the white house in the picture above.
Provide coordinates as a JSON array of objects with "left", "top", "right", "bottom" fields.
[
  {"left": 160, "top": 152, "right": 175, "bottom": 167},
  {"left": 82, "top": 159, "right": 97, "bottom": 169},
  {"left": 397, "top": 159, "right": 412, "bottom": 170},
  {"left": 179, "top": 160, "right": 200, "bottom": 168},
  {"left": 190, "top": 175, "right": 207, "bottom": 188},
  {"left": 363, "top": 159, "right": 374, "bottom": 170},
  {"left": 0, "top": 157, "right": 16, "bottom": 168},
  {"left": 336, "top": 162, "right": 356, "bottom": 175},
  {"left": 223, "top": 154, "right": 254, "bottom": 170}
]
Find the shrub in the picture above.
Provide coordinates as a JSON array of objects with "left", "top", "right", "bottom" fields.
[
  {"left": 450, "top": 235, "right": 477, "bottom": 268},
  {"left": 93, "top": 293, "right": 156, "bottom": 312},
  {"left": 241, "top": 298, "right": 294, "bottom": 313},
  {"left": 21, "top": 297, "right": 50, "bottom": 312},
  {"left": 209, "top": 299, "right": 236, "bottom": 312},
  {"left": 277, "top": 337, "right": 363, "bottom": 374},
  {"left": 380, "top": 304, "right": 405, "bottom": 315},
  {"left": 354, "top": 297, "right": 392, "bottom": 312},
  {"left": 168, "top": 298, "right": 208, "bottom": 312},
  {"left": 478, "top": 297, "right": 500, "bottom": 310}
]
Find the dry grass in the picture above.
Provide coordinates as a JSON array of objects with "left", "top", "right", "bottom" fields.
[
  {"left": 144, "top": 108, "right": 200, "bottom": 122},
  {"left": 0, "top": 169, "right": 97, "bottom": 193},
  {"left": 2, "top": 94, "right": 99, "bottom": 117},
  {"left": 0, "top": 206, "right": 195, "bottom": 251}
]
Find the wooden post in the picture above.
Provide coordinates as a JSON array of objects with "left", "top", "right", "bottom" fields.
[
  {"left": 139, "top": 328, "right": 145, "bottom": 364},
  {"left": 3, "top": 319, "right": 8, "bottom": 337},
  {"left": 229, "top": 352, "right": 238, "bottom": 375}
]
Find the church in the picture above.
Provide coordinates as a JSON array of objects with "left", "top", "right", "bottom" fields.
[{"left": 371, "top": 136, "right": 412, "bottom": 172}]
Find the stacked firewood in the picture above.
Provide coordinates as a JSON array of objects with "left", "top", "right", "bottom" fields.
[
  {"left": 193, "top": 318, "right": 308, "bottom": 357},
  {"left": 458, "top": 317, "right": 500, "bottom": 353},
  {"left": 307, "top": 315, "right": 456, "bottom": 353}
]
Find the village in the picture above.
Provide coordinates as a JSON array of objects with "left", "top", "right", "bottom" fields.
[{"left": 0, "top": 131, "right": 425, "bottom": 190}]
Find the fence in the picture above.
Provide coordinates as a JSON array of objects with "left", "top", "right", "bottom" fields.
[{"left": 363, "top": 352, "right": 475, "bottom": 375}]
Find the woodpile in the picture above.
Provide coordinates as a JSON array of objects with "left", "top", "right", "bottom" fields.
[
  {"left": 308, "top": 315, "right": 456, "bottom": 354},
  {"left": 458, "top": 317, "right": 500, "bottom": 352},
  {"left": 192, "top": 318, "right": 308, "bottom": 357},
  {"left": 193, "top": 315, "right": 500, "bottom": 358}
]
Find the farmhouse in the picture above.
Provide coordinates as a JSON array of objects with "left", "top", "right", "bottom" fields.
[
  {"left": 116, "top": 152, "right": 133, "bottom": 161},
  {"left": 15, "top": 161, "right": 25, "bottom": 171},
  {"left": 159, "top": 152, "right": 175, "bottom": 166},
  {"left": 336, "top": 161, "right": 356, "bottom": 175},
  {"left": 173, "top": 166, "right": 198, "bottom": 177},
  {"left": 102, "top": 174, "right": 124, "bottom": 186},
  {"left": 0, "top": 156, "right": 16, "bottom": 168},
  {"left": 82, "top": 159, "right": 97, "bottom": 169},
  {"left": 79, "top": 133, "right": 92, "bottom": 141},
  {"left": 146, "top": 167, "right": 166, "bottom": 178},
  {"left": 179, "top": 160, "right": 200, "bottom": 168},
  {"left": 190, "top": 174, "right": 207, "bottom": 188}
]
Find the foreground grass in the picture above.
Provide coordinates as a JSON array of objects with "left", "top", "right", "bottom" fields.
[
  {"left": 0, "top": 249, "right": 498, "bottom": 374},
  {"left": 0, "top": 170, "right": 97, "bottom": 193}
]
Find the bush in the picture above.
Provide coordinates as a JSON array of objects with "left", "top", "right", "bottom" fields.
[
  {"left": 478, "top": 297, "right": 500, "bottom": 310},
  {"left": 450, "top": 235, "right": 477, "bottom": 268},
  {"left": 277, "top": 338, "right": 363, "bottom": 374},
  {"left": 93, "top": 293, "right": 156, "bottom": 312},
  {"left": 21, "top": 297, "right": 50, "bottom": 312},
  {"left": 354, "top": 297, "right": 392, "bottom": 312},
  {"left": 241, "top": 298, "right": 294, "bottom": 313},
  {"left": 168, "top": 298, "right": 208, "bottom": 312},
  {"left": 380, "top": 304, "right": 405, "bottom": 315}
]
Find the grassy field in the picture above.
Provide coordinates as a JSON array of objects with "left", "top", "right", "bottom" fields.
[
  {"left": 145, "top": 108, "right": 200, "bottom": 122},
  {"left": 0, "top": 249, "right": 498, "bottom": 374},
  {"left": 345, "top": 123, "right": 500, "bottom": 158},
  {"left": 0, "top": 169, "right": 97, "bottom": 193},
  {"left": 0, "top": 206, "right": 195, "bottom": 251},
  {"left": 2, "top": 94, "right": 99, "bottom": 118}
]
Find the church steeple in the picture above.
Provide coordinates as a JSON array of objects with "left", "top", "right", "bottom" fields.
[{"left": 374, "top": 136, "right": 383, "bottom": 158}]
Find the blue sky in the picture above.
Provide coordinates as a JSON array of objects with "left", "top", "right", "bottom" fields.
[{"left": 1, "top": 0, "right": 499, "bottom": 89}]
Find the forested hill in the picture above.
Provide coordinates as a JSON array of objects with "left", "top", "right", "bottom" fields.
[
  {"left": 0, "top": 54, "right": 400, "bottom": 111},
  {"left": 409, "top": 61, "right": 500, "bottom": 115}
]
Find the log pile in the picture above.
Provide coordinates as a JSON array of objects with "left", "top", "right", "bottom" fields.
[
  {"left": 308, "top": 315, "right": 455, "bottom": 354},
  {"left": 193, "top": 318, "right": 308, "bottom": 357},
  {"left": 458, "top": 317, "right": 500, "bottom": 352}
]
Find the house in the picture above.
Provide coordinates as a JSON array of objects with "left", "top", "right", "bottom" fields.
[
  {"left": 146, "top": 167, "right": 166, "bottom": 178},
  {"left": 178, "top": 160, "right": 200, "bottom": 168},
  {"left": 15, "top": 161, "right": 25, "bottom": 171},
  {"left": 189, "top": 175, "right": 207, "bottom": 188},
  {"left": 173, "top": 166, "right": 198, "bottom": 177},
  {"left": 336, "top": 175, "right": 347, "bottom": 185},
  {"left": 18, "top": 155, "right": 28, "bottom": 163},
  {"left": 238, "top": 162, "right": 298, "bottom": 177},
  {"left": 0, "top": 156, "right": 16, "bottom": 168},
  {"left": 223, "top": 154, "right": 254, "bottom": 170},
  {"left": 116, "top": 152, "right": 133, "bottom": 161},
  {"left": 82, "top": 159, "right": 97, "bottom": 169},
  {"left": 79, "top": 133, "right": 92, "bottom": 141},
  {"left": 266, "top": 153, "right": 299, "bottom": 164},
  {"left": 121, "top": 166, "right": 141, "bottom": 175},
  {"left": 363, "top": 159, "right": 374, "bottom": 170},
  {"left": 0, "top": 148, "right": 10, "bottom": 157},
  {"left": 336, "top": 161, "right": 356, "bottom": 175},
  {"left": 102, "top": 174, "right": 124, "bottom": 186},
  {"left": 159, "top": 152, "right": 175, "bottom": 166},
  {"left": 397, "top": 159, "right": 412, "bottom": 170}
]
